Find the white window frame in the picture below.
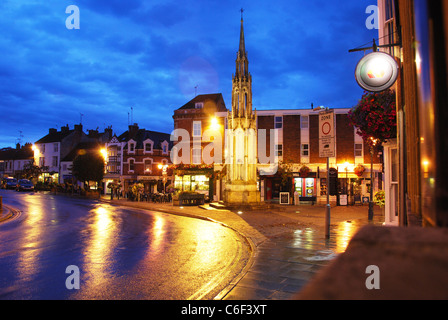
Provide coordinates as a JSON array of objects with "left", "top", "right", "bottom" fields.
[
  {"left": 301, "top": 143, "right": 309, "bottom": 156},
  {"left": 128, "top": 140, "right": 136, "bottom": 154},
  {"left": 301, "top": 116, "right": 309, "bottom": 129},
  {"left": 161, "top": 140, "right": 169, "bottom": 155},
  {"left": 274, "top": 116, "right": 283, "bottom": 129},
  {"left": 193, "top": 121, "right": 201, "bottom": 137},
  {"left": 52, "top": 156, "right": 58, "bottom": 167},
  {"left": 192, "top": 147, "right": 202, "bottom": 164},
  {"left": 144, "top": 142, "right": 153, "bottom": 153},
  {"left": 128, "top": 158, "right": 135, "bottom": 172},
  {"left": 143, "top": 139, "right": 154, "bottom": 154},
  {"left": 143, "top": 158, "right": 153, "bottom": 173},
  {"left": 275, "top": 144, "right": 283, "bottom": 157},
  {"left": 355, "top": 143, "right": 363, "bottom": 158}
]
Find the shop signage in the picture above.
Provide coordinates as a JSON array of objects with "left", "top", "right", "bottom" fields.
[
  {"left": 339, "top": 194, "right": 348, "bottom": 206},
  {"left": 319, "top": 110, "right": 335, "bottom": 158},
  {"left": 279, "top": 192, "right": 290, "bottom": 205},
  {"left": 355, "top": 51, "right": 399, "bottom": 92}
]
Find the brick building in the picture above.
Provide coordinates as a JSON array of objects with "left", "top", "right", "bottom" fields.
[
  {"left": 171, "top": 93, "right": 227, "bottom": 200},
  {"left": 212, "top": 108, "right": 382, "bottom": 204},
  {"left": 170, "top": 14, "right": 383, "bottom": 205},
  {"left": 103, "top": 123, "right": 172, "bottom": 195}
]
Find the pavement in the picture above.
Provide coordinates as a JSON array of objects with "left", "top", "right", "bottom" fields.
[
  {"left": 0, "top": 204, "right": 15, "bottom": 223},
  {"left": 99, "top": 196, "right": 385, "bottom": 300}
]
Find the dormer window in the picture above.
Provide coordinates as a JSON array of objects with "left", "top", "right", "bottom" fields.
[
  {"left": 128, "top": 140, "right": 136, "bottom": 153},
  {"left": 143, "top": 139, "right": 154, "bottom": 154},
  {"left": 195, "top": 102, "right": 203, "bottom": 109},
  {"left": 161, "top": 140, "right": 169, "bottom": 155}
]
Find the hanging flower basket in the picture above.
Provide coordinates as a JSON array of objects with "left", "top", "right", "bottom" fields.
[
  {"left": 299, "top": 165, "right": 310, "bottom": 178},
  {"left": 374, "top": 190, "right": 385, "bottom": 208},
  {"left": 354, "top": 164, "right": 366, "bottom": 177}
]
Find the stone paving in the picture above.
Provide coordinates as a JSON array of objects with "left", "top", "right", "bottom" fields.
[
  {"left": 100, "top": 196, "right": 385, "bottom": 300},
  {"left": 223, "top": 220, "right": 372, "bottom": 300}
]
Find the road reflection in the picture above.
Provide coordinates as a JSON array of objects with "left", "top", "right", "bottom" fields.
[
  {"left": 82, "top": 204, "right": 119, "bottom": 292},
  {"left": 148, "top": 215, "right": 165, "bottom": 255},
  {"left": 333, "top": 221, "right": 361, "bottom": 253},
  {"left": 17, "top": 195, "right": 45, "bottom": 284},
  {"left": 291, "top": 220, "right": 362, "bottom": 260}
]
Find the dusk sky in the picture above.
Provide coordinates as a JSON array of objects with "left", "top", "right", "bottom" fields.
[{"left": 0, "top": 0, "right": 379, "bottom": 148}]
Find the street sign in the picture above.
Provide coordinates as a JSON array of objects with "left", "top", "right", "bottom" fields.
[
  {"left": 355, "top": 51, "right": 399, "bottom": 92},
  {"left": 319, "top": 110, "right": 335, "bottom": 158}
]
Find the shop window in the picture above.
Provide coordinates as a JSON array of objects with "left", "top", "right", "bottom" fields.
[
  {"left": 294, "top": 177, "right": 316, "bottom": 197},
  {"left": 175, "top": 174, "right": 210, "bottom": 192}
]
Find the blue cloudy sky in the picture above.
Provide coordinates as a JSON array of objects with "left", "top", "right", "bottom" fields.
[{"left": 0, "top": 0, "right": 379, "bottom": 148}]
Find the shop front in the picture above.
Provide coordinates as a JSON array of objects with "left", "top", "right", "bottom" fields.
[
  {"left": 173, "top": 169, "right": 213, "bottom": 201},
  {"left": 293, "top": 175, "right": 317, "bottom": 204}
]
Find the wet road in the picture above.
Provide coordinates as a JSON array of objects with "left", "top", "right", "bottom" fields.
[{"left": 0, "top": 190, "right": 249, "bottom": 300}]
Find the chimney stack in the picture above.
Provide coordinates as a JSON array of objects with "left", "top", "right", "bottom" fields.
[{"left": 128, "top": 123, "right": 139, "bottom": 138}]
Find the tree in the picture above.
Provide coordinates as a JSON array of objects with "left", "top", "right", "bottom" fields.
[
  {"left": 348, "top": 89, "right": 397, "bottom": 148},
  {"left": 71, "top": 151, "right": 104, "bottom": 189},
  {"left": 22, "top": 159, "right": 48, "bottom": 181}
]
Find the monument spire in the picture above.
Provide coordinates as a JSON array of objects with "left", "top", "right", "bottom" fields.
[
  {"left": 239, "top": 8, "right": 245, "bottom": 55},
  {"left": 224, "top": 11, "right": 260, "bottom": 206}
]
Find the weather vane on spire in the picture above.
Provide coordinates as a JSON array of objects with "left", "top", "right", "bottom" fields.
[{"left": 240, "top": 8, "right": 244, "bottom": 20}]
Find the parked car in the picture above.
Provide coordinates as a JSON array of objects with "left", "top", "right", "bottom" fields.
[
  {"left": 5, "top": 178, "right": 17, "bottom": 190},
  {"left": 16, "top": 179, "right": 34, "bottom": 191}
]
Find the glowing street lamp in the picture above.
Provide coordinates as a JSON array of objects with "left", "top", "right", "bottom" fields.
[
  {"left": 158, "top": 163, "right": 168, "bottom": 192},
  {"left": 100, "top": 148, "right": 107, "bottom": 160},
  {"left": 210, "top": 117, "right": 219, "bottom": 130}
]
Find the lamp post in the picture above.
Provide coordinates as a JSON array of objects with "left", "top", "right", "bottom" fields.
[
  {"left": 344, "top": 161, "right": 350, "bottom": 204},
  {"left": 158, "top": 164, "right": 168, "bottom": 193},
  {"left": 313, "top": 105, "right": 331, "bottom": 238},
  {"left": 368, "top": 138, "right": 378, "bottom": 220}
]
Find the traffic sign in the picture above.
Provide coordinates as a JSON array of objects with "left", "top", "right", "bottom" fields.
[{"left": 319, "top": 110, "right": 335, "bottom": 158}]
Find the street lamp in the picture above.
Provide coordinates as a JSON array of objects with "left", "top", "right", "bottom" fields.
[
  {"left": 210, "top": 117, "right": 219, "bottom": 130},
  {"left": 100, "top": 148, "right": 107, "bottom": 161},
  {"left": 158, "top": 164, "right": 168, "bottom": 193}
]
